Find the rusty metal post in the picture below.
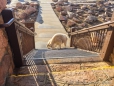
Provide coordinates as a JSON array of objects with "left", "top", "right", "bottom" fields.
[
  {"left": 70, "top": 28, "right": 73, "bottom": 47},
  {"left": 100, "top": 12, "right": 114, "bottom": 61},
  {"left": 24, "top": 22, "right": 35, "bottom": 32},
  {"left": 1, "top": 9, "right": 23, "bottom": 68}
]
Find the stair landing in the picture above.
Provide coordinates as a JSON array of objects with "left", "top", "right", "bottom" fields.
[{"left": 23, "top": 49, "right": 101, "bottom": 65}]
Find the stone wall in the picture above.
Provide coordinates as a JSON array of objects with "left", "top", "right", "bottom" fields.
[
  {"left": 0, "top": 0, "right": 7, "bottom": 13},
  {"left": 0, "top": 14, "right": 14, "bottom": 86}
]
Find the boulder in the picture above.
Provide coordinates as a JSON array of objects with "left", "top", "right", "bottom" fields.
[
  {"left": 72, "top": 17, "right": 80, "bottom": 23},
  {"left": 67, "top": 5, "right": 73, "bottom": 12},
  {"left": 60, "top": 11, "right": 67, "bottom": 16},
  {"left": 56, "top": 5, "right": 63, "bottom": 12},
  {"left": 19, "top": 12, "right": 27, "bottom": 19},
  {"left": 25, "top": 6, "right": 37, "bottom": 15},
  {"left": 84, "top": 15, "right": 97, "bottom": 23},
  {"left": 59, "top": 15, "right": 67, "bottom": 21},
  {"left": 16, "top": 2, "right": 23, "bottom": 9},
  {"left": 67, "top": 20, "right": 76, "bottom": 27}
]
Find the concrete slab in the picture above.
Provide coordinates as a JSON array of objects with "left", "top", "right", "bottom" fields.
[
  {"left": 41, "top": 19, "right": 58, "bottom": 23},
  {"left": 41, "top": 19, "right": 60, "bottom": 22},
  {"left": 41, "top": 10, "right": 55, "bottom": 12},
  {"left": 35, "top": 41, "right": 47, "bottom": 49},
  {"left": 36, "top": 32, "right": 66, "bottom": 38},
  {"left": 41, "top": 9, "right": 55, "bottom": 11},
  {"left": 37, "top": 24, "right": 63, "bottom": 29},
  {"left": 36, "top": 10, "right": 59, "bottom": 17},
  {"left": 38, "top": 33, "right": 57, "bottom": 38},
  {"left": 35, "top": 24, "right": 65, "bottom": 31},
  {"left": 35, "top": 28, "right": 66, "bottom": 32},
  {"left": 35, "top": 38, "right": 50, "bottom": 41},
  {"left": 35, "top": 31, "right": 67, "bottom": 38},
  {"left": 41, "top": 13, "right": 55, "bottom": 16},
  {"left": 41, "top": 9, "right": 54, "bottom": 11},
  {"left": 39, "top": 6, "right": 53, "bottom": 9},
  {"left": 41, "top": 22, "right": 63, "bottom": 27},
  {"left": 23, "top": 49, "right": 101, "bottom": 64}
]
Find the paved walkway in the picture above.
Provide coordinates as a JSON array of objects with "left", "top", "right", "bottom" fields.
[
  {"left": 35, "top": 0, "right": 68, "bottom": 49},
  {"left": 9, "top": 0, "right": 68, "bottom": 49}
]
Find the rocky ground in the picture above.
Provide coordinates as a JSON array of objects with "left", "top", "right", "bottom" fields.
[
  {"left": 7, "top": 1, "right": 39, "bottom": 23},
  {"left": 51, "top": 0, "right": 113, "bottom": 32}
]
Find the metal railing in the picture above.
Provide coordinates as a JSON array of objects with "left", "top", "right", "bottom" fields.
[
  {"left": 14, "top": 20, "right": 35, "bottom": 55},
  {"left": 1, "top": 8, "right": 35, "bottom": 67},
  {"left": 70, "top": 21, "right": 113, "bottom": 52},
  {"left": 70, "top": 20, "right": 114, "bottom": 60},
  {"left": 0, "top": 18, "right": 14, "bottom": 28}
]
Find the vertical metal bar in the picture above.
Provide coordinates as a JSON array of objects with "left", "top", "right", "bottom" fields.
[
  {"left": 100, "top": 26, "right": 114, "bottom": 61},
  {"left": 70, "top": 29, "right": 73, "bottom": 47},
  {"left": 95, "top": 30, "right": 100, "bottom": 52},
  {"left": 88, "top": 32, "right": 93, "bottom": 51},
  {"left": 97, "top": 30, "right": 102, "bottom": 52},
  {"left": 100, "top": 12, "right": 114, "bottom": 61},
  {"left": 1, "top": 9, "right": 23, "bottom": 68}
]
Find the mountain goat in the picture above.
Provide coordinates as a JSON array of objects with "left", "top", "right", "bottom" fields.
[{"left": 47, "top": 33, "right": 68, "bottom": 49}]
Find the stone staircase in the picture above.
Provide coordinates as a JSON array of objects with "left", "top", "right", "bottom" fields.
[
  {"left": 5, "top": 0, "right": 114, "bottom": 86},
  {"left": 5, "top": 49, "right": 114, "bottom": 86},
  {"left": 6, "top": 54, "right": 114, "bottom": 86}
]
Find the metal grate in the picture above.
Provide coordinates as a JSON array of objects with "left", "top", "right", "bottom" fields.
[
  {"left": 43, "top": 48, "right": 99, "bottom": 59},
  {"left": 23, "top": 49, "right": 101, "bottom": 65}
]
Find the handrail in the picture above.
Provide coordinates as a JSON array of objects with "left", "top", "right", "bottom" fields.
[
  {"left": 0, "top": 17, "right": 35, "bottom": 36},
  {"left": 71, "top": 21, "right": 114, "bottom": 35},
  {"left": 14, "top": 20, "right": 35, "bottom": 36},
  {"left": 0, "top": 18, "right": 15, "bottom": 28}
]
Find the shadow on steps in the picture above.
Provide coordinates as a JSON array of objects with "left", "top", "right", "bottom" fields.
[{"left": 23, "top": 48, "right": 102, "bottom": 65}]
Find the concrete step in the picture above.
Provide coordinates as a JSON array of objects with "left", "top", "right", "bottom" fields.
[
  {"left": 23, "top": 56, "right": 102, "bottom": 65},
  {"left": 6, "top": 61, "right": 113, "bottom": 86},
  {"left": 23, "top": 49, "right": 101, "bottom": 65},
  {"left": 16, "top": 62, "right": 113, "bottom": 74}
]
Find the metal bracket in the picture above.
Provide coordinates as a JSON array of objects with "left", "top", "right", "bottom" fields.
[
  {"left": 0, "top": 18, "right": 14, "bottom": 28},
  {"left": 108, "top": 25, "right": 113, "bottom": 31}
]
